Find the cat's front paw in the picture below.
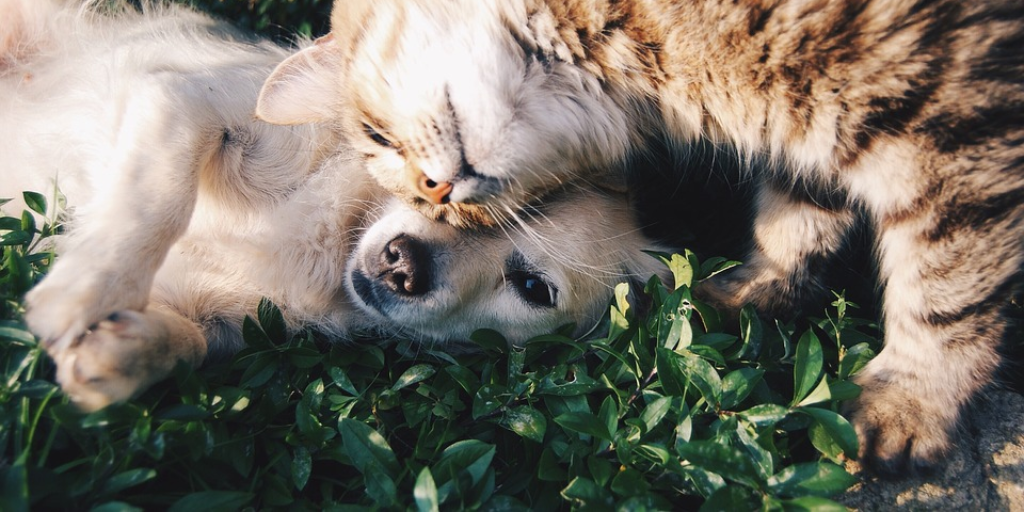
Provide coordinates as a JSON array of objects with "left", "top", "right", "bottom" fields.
[
  {"left": 50, "top": 310, "right": 181, "bottom": 411},
  {"left": 845, "top": 374, "right": 957, "bottom": 477}
]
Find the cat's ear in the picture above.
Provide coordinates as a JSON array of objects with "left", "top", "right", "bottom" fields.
[{"left": 256, "top": 34, "right": 344, "bottom": 125}]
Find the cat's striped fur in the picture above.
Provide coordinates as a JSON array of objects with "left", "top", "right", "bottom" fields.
[{"left": 255, "top": 0, "right": 1024, "bottom": 475}]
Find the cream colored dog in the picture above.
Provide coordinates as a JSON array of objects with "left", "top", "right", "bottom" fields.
[{"left": 0, "top": 1, "right": 670, "bottom": 411}]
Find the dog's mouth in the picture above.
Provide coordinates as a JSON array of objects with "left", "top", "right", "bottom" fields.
[{"left": 349, "top": 270, "right": 390, "bottom": 318}]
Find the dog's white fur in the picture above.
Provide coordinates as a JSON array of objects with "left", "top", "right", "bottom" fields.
[{"left": 0, "top": 0, "right": 670, "bottom": 410}]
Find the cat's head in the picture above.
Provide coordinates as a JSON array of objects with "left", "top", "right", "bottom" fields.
[{"left": 256, "top": 0, "right": 634, "bottom": 227}]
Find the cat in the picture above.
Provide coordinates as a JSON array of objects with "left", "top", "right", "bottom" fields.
[
  {"left": 253, "top": 0, "right": 1024, "bottom": 476},
  {"left": 1, "top": 0, "right": 670, "bottom": 410}
]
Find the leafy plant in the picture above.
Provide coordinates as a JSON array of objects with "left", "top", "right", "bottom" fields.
[
  {"left": 0, "top": 191, "right": 880, "bottom": 510},
  {"left": 166, "top": 0, "right": 333, "bottom": 41}
]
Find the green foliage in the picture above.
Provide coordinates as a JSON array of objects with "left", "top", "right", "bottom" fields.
[
  {"left": 1, "top": 196, "right": 880, "bottom": 510},
  {"left": 168, "top": 0, "right": 332, "bottom": 40}
]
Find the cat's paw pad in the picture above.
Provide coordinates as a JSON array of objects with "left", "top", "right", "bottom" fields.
[
  {"left": 51, "top": 310, "right": 170, "bottom": 412},
  {"left": 845, "top": 379, "right": 955, "bottom": 477}
]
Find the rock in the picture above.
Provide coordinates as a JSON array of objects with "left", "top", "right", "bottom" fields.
[{"left": 840, "top": 390, "right": 1024, "bottom": 511}]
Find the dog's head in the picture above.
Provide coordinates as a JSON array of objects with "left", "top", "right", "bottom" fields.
[
  {"left": 256, "top": 0, "right": 639, "bottom": 228},
  {"left": 346, "top": 186, "right": 672, "bottom": 347}
]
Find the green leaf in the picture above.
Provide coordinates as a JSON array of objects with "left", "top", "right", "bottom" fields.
[
  {"left": 795, "top": 376, "right": 831, "bottom": 407},
  {"left": 502, "top": 406, "right": 547, "bottom": 443},
  {"left": 444, "top": 365, "right": 480, "bottom": 395},
  {"left": 780, "top": 496, "right": 850, "bottom": 511},
  {"left": 472, "top": 384, "right": 507, "bottom": 419},
  {"left": 290, "top": 446, "right": 312, "bottom": 491},
  {"left": 414, "top": 467, "right": 439, "bottom": 512},
  {"left": 610, "top": 467, "right": 650, "bottom": 498},
  {"left": 1, "top": 462, "right": 27, "bottom": 512},
  {"left": 362, "top": 463, "right": 398, "bottom": 508},
  {"left": 554, "top": 412, "right": 613, "bottom": 442},
  {"left": 286, "top": 346, "right": 322, "bottom": 368},
  {"left": 433, "top": 440, "right": 496, "bottom": 502},
  {"left": 614, "top": 281, "right": 632, "bottom": 317},
  {"left": 827, "top": 380, "right": 861, "bottom": 402},
  {"left": 20, "top": 211, "right": 35, "bottom": 235},
  {"left": 798, "top": 408, "right": 859, "bottom": 459},
  {"left": 766, "top": 462, "right": 858, "bottom": 498},
  {"left": 657, "top": 348, "right": 722, "bottom": 408},
  {"left": 470, "top": 329, "right": 508, "bottom": 354},
  {"left": 699, "top": 257, "right": 743, "bottom": 280},
  {"left": 735, "top": 305, "right": 763, "bottom": 360},
  {"left": 0, "top": 322, "right": 36, "bottom": 344},
  {"left": 598, "top": 396, "right": 618, "bottom": 441},
  {"left": 720, "top": 369, "right": 764, "bottom": 410},
  {"left": 91, "top": 502, "right": 144, "bottom": 512},
  {"left": 656, "top": 287, "right": 692, "bottom": 351},
  {"left": 256, "top": 298, "right": 287, "bottom": 342},
  {"left": 808, "top": 421, "right": 844, "bottom": 463},
  {"left": 238, "top": 351, "right": 278, "bottom": 389},
  {"left": 22, "top": 191, "right": 46, "bottom": 215},
  {"left": 392, "top": 364, "right": 436, "bottom": 391},
  {"left": 650, "top": 251, "right": 695, "bottom": 289},
  {"left": 328, "top": 366, "right": 359, "bottom": 396},
  {"left": 337, "top": 417, "right": 400, "bottom": 477},
  {"left": 791, "top": 330, "right": 824, "bottom": 406},
  {"left": 560, "top": 477, "right": 612, "bottom": 509},
  {"left": 738, "top": 404, "right": 790, "bottom": 429},
  {"left": 168, "top": 491, "right": 254, "bottom": 512},
  {"left": 839, "top": 342, "right": 876, "bottom": 379},
  {"left": 240, "top": 316, "right": 273, "bottom": 349},
  {"left": 99, "top": 468, "right": 157, "bottom": 495},
  {"left": 676, "top": 440, "right": 765, "bottom": 489},
  {"left": 639, "top": 395, "right": 672, "bottom": 433},
  {"left": 696, "top": 332, "right": 738, "bottom": 352},
  {"left": 154, "top": 404, "right": 209, "bottom": 421},
  {"left": 699, "top": 485, "right": 762, "bottom": 512},
  {"left": 537, "top": 369, "right": 602, "bottom": 396}
]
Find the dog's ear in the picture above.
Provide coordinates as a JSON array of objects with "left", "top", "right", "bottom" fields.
[{"left": 256, "top": 34, "right": 343, "bottom": 125}]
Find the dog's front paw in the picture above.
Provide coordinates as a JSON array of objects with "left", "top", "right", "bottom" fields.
[
  {"left": 51, "top": 310, "right": 184, "bottom": 411},
  {"left": 845, "top": 373, "right": 957, "bottom": 477},
  {"left": 25, "top": 262, "right": 149, "bottom": 351}
]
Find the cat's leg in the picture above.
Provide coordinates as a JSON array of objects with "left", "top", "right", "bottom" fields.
[
  {"left": 698, "top": 178, "right": 856, "bottom": 318},
  {"left": 848, "top": 172, "right": 1022, "bottom": 475},
  {"left": 52, "top": 306, "right": 206, "bottom": 411},
  {"left": 24, "top": 75, "right": 215, "bottom": 351}
]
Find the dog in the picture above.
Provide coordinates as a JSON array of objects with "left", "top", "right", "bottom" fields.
[{"left": 0, "top": 0, "right": 671, "bottom": 411}]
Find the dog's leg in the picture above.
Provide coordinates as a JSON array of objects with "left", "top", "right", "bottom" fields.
[
  {"left": 697, "top": 179, "right": 855, "bottom": 319},
  {"left": 52, "top": 307, "right": 206, "bottom": 411},
  {"left": 25, "top": 75, "right": 218, "bottom": 363}
]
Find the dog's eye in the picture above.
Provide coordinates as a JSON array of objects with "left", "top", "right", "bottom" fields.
[
  {"left": 362, "top": 123, "right": 393, "bottom": 148},
  {"left": 508, "top": 270, "right": 557, "bottom": 308}
]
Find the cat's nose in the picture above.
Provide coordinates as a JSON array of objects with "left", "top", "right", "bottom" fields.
[
  {"left": 408, "top": 169, "right": 453, "bottom": 204},
  {"left": 377, "top": 234, "right": 431, "bottom": 296}
]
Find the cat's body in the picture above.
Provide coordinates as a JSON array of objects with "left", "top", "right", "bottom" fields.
[{"left": 255, "top": 0, "right": 1024, "bottom": 474}]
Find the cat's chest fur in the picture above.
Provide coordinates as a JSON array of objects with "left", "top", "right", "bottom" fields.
[{"left": 517, "top": 0, "right": 1015, "bottom": 187}]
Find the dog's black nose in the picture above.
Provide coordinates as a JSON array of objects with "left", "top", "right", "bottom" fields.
[{"left": 377, "top": 235, "right": 431, "bottom": 296}]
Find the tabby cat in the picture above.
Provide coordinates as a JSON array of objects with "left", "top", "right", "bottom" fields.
[{"left": 255, "top": 0, "right": 1024, "bottom": 475}]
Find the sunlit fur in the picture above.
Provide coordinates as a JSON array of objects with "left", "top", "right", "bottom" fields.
[
  {"left": 256, "top": 0, "right": 1024, "bottom": 475},
  {"left": 0, "top": 0, "right": 671, "bottom": 411}
]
